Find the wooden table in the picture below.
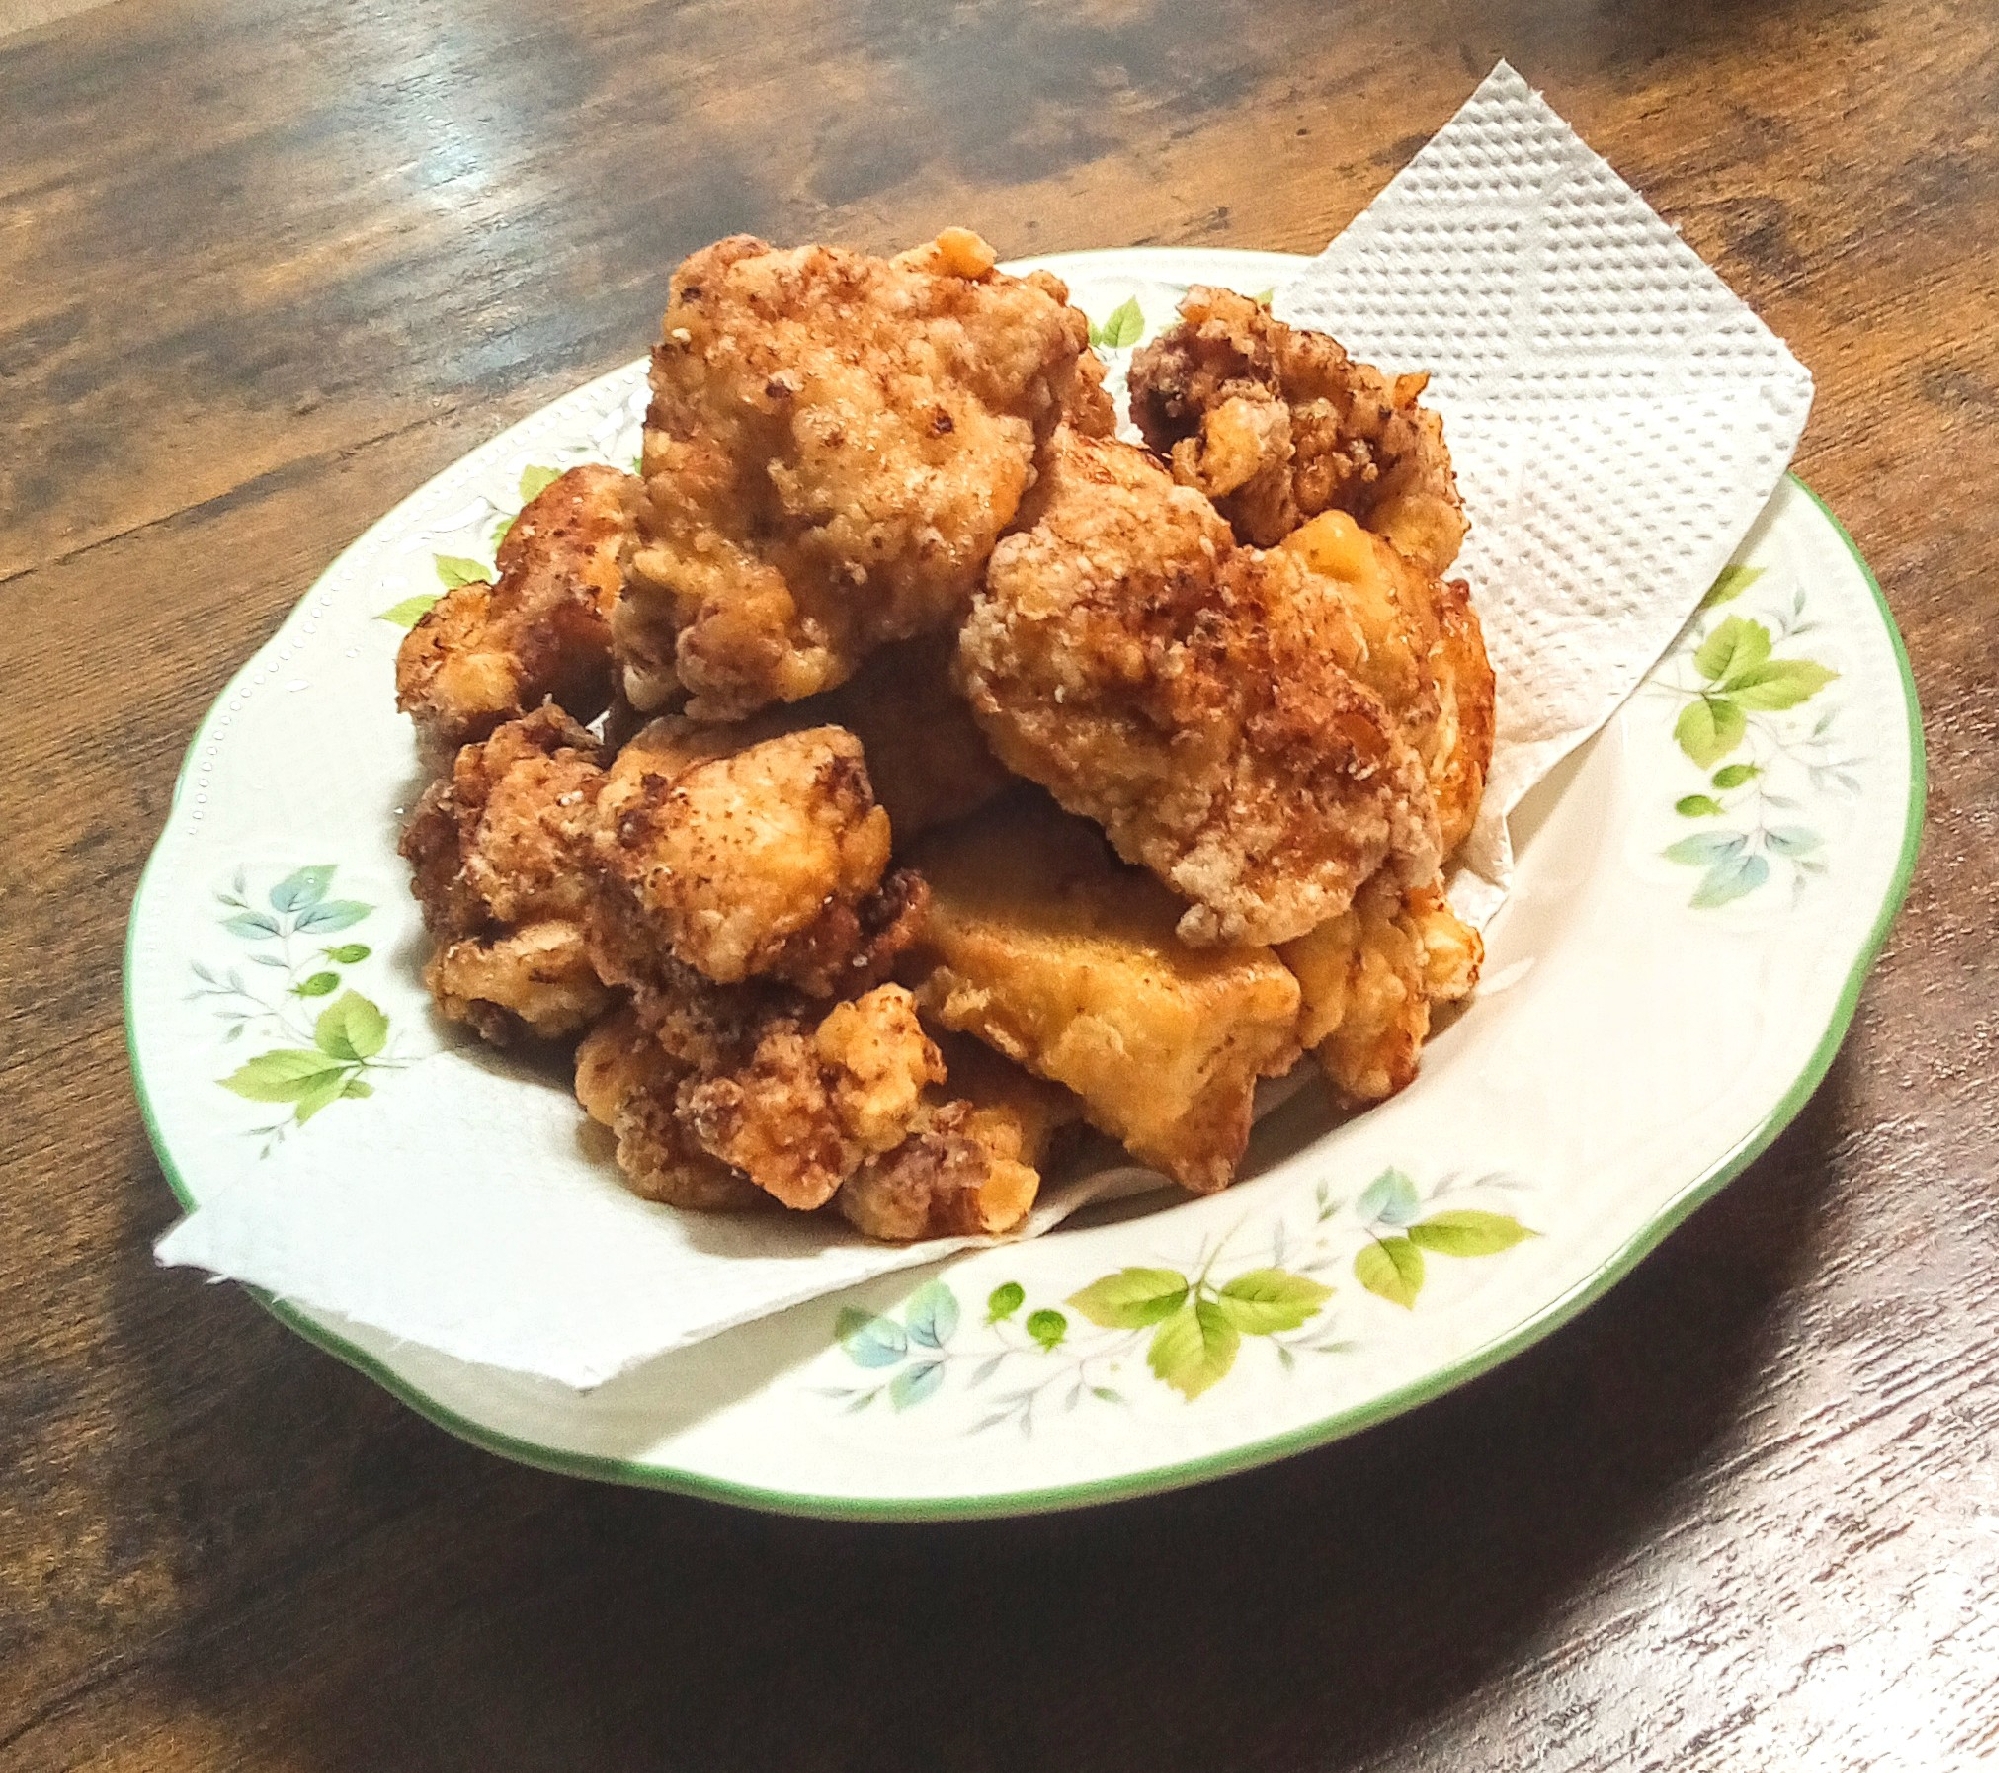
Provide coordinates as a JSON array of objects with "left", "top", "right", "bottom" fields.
[{"left": 6, "top": 1, "right": 1995, "bottom": 1765}]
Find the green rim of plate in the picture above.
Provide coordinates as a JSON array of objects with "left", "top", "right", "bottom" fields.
[{"left": 124, "top": 471, "right": 1925, "bottom": 1524}]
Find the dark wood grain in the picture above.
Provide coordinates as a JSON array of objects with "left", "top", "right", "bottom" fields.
[{"left": 4, "top": 0, "right": 1997, "bottom": 1767}]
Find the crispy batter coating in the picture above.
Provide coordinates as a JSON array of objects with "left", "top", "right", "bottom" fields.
[
  {"left": 676, "top": 984, "right": 944, "bottom": 1209},
  {"left": 814, "top": 633, "right": 1014, "bottom": 839},
  {"left": 615, "top": 231, "right": 1105, "bottom": 720},
  {"left": 591, "top": 717, "right": 893, "bottom": 989},
  {"left": 574, "top": 1008, "right": 766, "bottom": 1211},
  {"left": 395, "top": 464, "right": 637, "bottom": 767},
  {"left": 1278, "top": 511, "right": 1495, "bottom": 857},
  {"left": 398, "top": 707, "right": 613, "bottom": 1042},
  {"left": 401, "top": 705, "right": 609, "bottom": 938},
  {"left": 423, "top": 922, "right": 610, "bottom": 1045},
  {"left": 959, "top": 428, "right": 1442, "bottom": 947},
  {"left": 836, "top": 1036, "right": 1079, "bottom": 1243},
  {"left": 904, "top": 795, "right": 1301, "bottom": 1193},
  {"left": 1128, "top": 287, "right": 1467, "bottom": 573},
  {"left": 1280, "top": 877, "right": 1482, "bottom": 1106}
]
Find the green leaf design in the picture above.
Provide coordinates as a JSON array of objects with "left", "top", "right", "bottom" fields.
[
  {"left": 269, "top": 864, "right": 334, "bottom": 914},
  {"left": 1355, "top": 1167, "right": 1421, "bottom": 1227},
  {"left": 836, "top": 1307, "right": 907, "bottom": 1368},
  {"left": 1711, "top": 764, "right": 1759, "bottom": 789},
  {"left": 1249, "top": 287, "right": 1275, "bottom": 307},
  {"left": 1354, "top": 1236, "right": 1425, "bottom": 1308},
  {"left": 313, "top": 991, "right": 388, "bottom": 1062},
  {"left": 1089, "top": 295, "right": 1144, "bottom": 349},
  {"left": 1691, "top": 852, "right": 1770, "bottom": 908},
  {"left": 293, "top": 1067, "right": 353, "bottom": 1124},
  {"left": 322, "top": 944, "right": 370, "bottom": 964},
  {"left": 985, "top": 1281, "right": 1025, "bottom": 1323},
  {"left": 1675, "top": 794, "right": 1725, "bottom": 818},
  {"left": 1407, "top": 1210, "right": 1536, "bottom": 1257},
  {"left": 378, "top": 593, "right": 443, "bottom": 629},
  {"left": 1699, "top": 564, "right": 1764, "bottom": 609},
  {"left": 904, "top": 1279, "right": 959, "bottom": 1350},
  {"left": 341, "top": 1078, "right": 374, "bottom": 1100},
  {"left": 293, "top": 971, "right": 340, "bottom": 998},
  {"left": 1694, "top": 616, "right": 1771, "bottom": 685},
  {"left": 1147, "top": 1300, "right": 1240, "bottom": 1400},
  {"left": 519, "top": 464, "right": 562, "bottom": 502},
  {"left": 1067, "top": 1267, "right": 1189, "bottom": 1329},
  {"left": 889, "top": 1361, "right": 945, "bottom": 1410},
  {"left": 1675, "top": 696, "right": 1747, "bottom": 767},
  {"left": 1727, "top": 658, "right": 1838, "bottom": 711},
  {"left": 219, "top": 1048, "right": 349, "bottom": 1103},
  {"left": 1026, "top": 1308, "right": 1068, "bottom": 1351},
  {"left": 1664, "top": 831, "right": 1746, "bottom": 866},
  {"left": 1213, "top": 1268, "right": 1332, "bottom": 1335},
  {"left": 222, "top": 910, "right": 282, "bottom": 940},
  {"left": 296, "top": 899, "right": 371, "bottom": 934},
  {"left": 434, "top": 553, "right": 490, "bottom": 589}
]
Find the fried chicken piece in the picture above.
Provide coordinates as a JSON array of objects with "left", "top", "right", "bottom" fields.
[
  {"left": 590, "top": 717, "right": 894, "bottom": 991},
  {"left": 616, "top": 230, "right": 1106, "bottom": 720},
  {"left": 1278, "top": 511, "right": 1495, "bottom": 857},
  {"left": 959, "top": 428, "right": 1441, "bottom": 947},
  {"left": 1128, "top": 286, "right": 1467, "bottom": 573},
  {"left": 574, "top": 1008, "right": 766, "bottom": 1211},
  {"left": 676, "top": 984, "right": 944, "bottom": 1210},
  {"left": 813, "top": 634, "right": 1014, "bottom": 839},
  {"left": 427, "top": 923, "right": 614, "bottom": 1046},
  {"left": 398, "top": 707, "right": 614, "bottom": 1041},
  {"left": 1280, "top": 877, "right": 1482, "bottom": 1106},
  {"left": 836, "top": 1037, "right": 1080, "bottom": 1243},
  {"left": 904, "top": 795, "right": 1301, "bottom": 1193},
  {"left": 396, "top": 464, "right": 637, "bottom": 767}
]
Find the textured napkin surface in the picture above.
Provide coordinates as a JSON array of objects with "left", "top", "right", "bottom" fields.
[
  {"left": 156, "top": 62, "right": 1812, "bottom": 1387},
  {"left": 1278, "top": 61, "right": 1812, "bottom": 919}
]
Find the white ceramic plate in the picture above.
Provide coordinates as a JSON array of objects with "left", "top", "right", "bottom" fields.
[{"left": 127, "top": 249, "right": 1923, "bottom": 1518}]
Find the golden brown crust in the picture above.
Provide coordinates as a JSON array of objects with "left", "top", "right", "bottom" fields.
[
  {"left": 573, "top": 1009, "right": 766, "bottom": 1211},
  {"left": 903, "top": 795, "right": 1301, "bottom": 1192},
  {"left": 1277, "top": 510, "right": 1494, "bottom": 858},
  {"left": 425, "top": 921, "right": 612, "bottom": 1044},
  {"left": 1128, "top": 286, "right": 1468, "bottom": 573},
  {"left": 590, "top": 719, "right": 893, "bottom": 988},
  {"left": 615, "top": 231, "right": 1104, "bottom": 721},
  {"left": 1280, "top": 877, "right": 1482, "bottom": 1106},
  {"left": 395, "top": 464, "right": 637, "bottom": 767},
  {"left": 676, "top": 984, "right": 944, "bottom": 1209},
  {"left": 812, "top": 633, "right": 1014, "bottom": 841},
  {"left": 958, "top": 428, "right": 1442, "bottom": 946},
  {"left": 400, "top": 704, "right": 610, "bottom": 929},
  {"left": 1428, "top": 573, "right": 1497, "bottom": 860},
  {"left": 835, "top": 1035, "right": 1082, "bottom": 1242}
]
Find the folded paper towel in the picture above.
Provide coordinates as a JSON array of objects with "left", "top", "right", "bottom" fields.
[{"left": 156, "top": 61, "right": 1812, "bottom": 1388}]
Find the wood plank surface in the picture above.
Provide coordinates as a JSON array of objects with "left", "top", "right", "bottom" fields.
[{"left": 3, "top": 0, "right": 1996, "bottom": 1767}]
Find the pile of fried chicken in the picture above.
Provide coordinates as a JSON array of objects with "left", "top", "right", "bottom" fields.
[{"left": 394, "top": 227, "right": 1495, "bottom": 1243}]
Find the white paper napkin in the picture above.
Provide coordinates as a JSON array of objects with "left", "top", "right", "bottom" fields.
[
  {"left": 1277, "top": 61, "right": 1812, "bottom": 921},
  {"left": 156, "top": 61, "right": 1811, "bottom": 1387}
]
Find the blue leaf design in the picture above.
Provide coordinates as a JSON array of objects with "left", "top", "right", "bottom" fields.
[
  {"left": 904, "top": 1279, "right": 960, "bottom": 1349},
  {"left": 1356, "top": 1168, "right": 1420, "bottom": 1227},
  {"left": 223, "top": 910, "right": 282, "bottom": 939},
  {"left": 889, "top": 1361, "right": 945, "bottom": 1410},
  {"left": 1663, "top": 832, "right": 1748, "bottom": 867},
  {"left": 1691, "top": 852, "right": 1770, "bottom": 908},
  {"left": 835, "top": 1307, "right": 907, "bottom": 1368},
  {"left": 295, "top": 899, "right": 371, "bottom": 934},
  {"left": 269, "top": 865, "right": 335, "bottom": 915},
  {"left": 1764, "top": 826, "right": 1822, "bottom": 857}
]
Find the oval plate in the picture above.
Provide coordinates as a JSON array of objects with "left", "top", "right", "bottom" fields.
[{"left": 127, "top": 248, "right": 1923, "bottom": 1519}]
